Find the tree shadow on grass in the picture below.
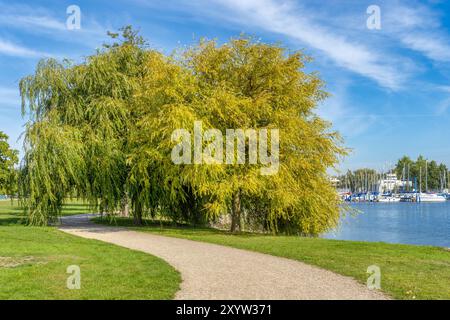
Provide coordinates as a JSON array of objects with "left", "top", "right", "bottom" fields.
[{"left": 0, "top": 216, "right": 26, "bottom": 226}]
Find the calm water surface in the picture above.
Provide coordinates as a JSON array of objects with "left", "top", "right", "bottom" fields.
[{"left": 323, "top": 202, "right": 450, "bottom": 247}]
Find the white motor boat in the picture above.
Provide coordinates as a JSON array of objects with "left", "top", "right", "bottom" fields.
[
  {"left": 378, "top": 196, "right": 401, "bottom": 203},
  {"left": 417, "top": 193, "right": 446, "bottom": 202}
]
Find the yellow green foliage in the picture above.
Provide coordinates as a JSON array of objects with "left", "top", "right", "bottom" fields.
[{"left": 19, "top": 27, "right": 346, "bottom": 234}]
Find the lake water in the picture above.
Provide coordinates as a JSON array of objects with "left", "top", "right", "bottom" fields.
[{"left": 323, "top": 202, "right": 450, "bottom": 247}]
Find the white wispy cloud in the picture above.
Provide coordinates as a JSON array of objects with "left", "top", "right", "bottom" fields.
[
  {"left": 0, "top": 14, "right": 66, "bottom": 31},
  {"left": 131, "top": 0, "right": 450, "bottom": 90},
  {"left": 207, "top": 0, "right": 406, "bottom": 89},
  {"left": 400, "top": 33, "right": 450, "bottom": 62},
  {"left": 0, "top": 2, "right": 110, "bottom": 50},
  {"left": 0, "top": 38, "right": 50, "bottom": 58},
  {"left": 385, "top": 2, "right": 450, "bottom": 63},
  {"left": 0, "top": 2, "right": 64, "bottom": 30},
  {"left": 384, "top": 2, "right": 440, "bottom": 30},
  {"left": 138, "top": 0, "right": 407, "bottom": 90},
  {"left": 0, "top": 86, "right": 21, "bottom": 107},
  {"left": 317, "top": 82, "right": 378, "bottom": 138},
  {"left": 437, "top": 86, "right": 450, "bottom": 93},
  {"left": 436, "top": 97, "right": 450, "bottom": 114},
  {"left": 434, "top": 86, "right": 450, "bottom": 114}
]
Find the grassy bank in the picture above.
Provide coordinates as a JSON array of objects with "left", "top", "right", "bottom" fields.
[
  {"left": 94, "top": 217, "right": 450, "bottom": 300},
  {"left": 0, "top": 201, "right": 180, "bottom": 299}
]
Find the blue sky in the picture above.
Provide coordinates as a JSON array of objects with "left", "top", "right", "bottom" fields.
[{"left": 1, "top": 0, "right": 450, "bottom": 171}]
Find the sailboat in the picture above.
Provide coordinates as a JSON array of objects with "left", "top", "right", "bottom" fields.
[
  {"left": 417, "top": 193, "right": 446, "bottom": 202},
  {"left": 415, "top": 162, "right": 446, "bottom": 202}
]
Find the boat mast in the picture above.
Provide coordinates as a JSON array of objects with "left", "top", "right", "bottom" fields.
[
  {"left": 447, "top": 170, "right": 450, "bottom": 189},
  {"left": 444, "top": 169, "right": 447, "bottom": 192},
  {"left": 407, "top": 164, "right": 410, "bottom": 192},
  {"left": 403, "top": 164, "right": 406, "bottom": 193},
  {"left": 446, "top": 170, "right": 450, "bottom": 192},
  {"left": 419, "top": 166, "right": 422, "bottom": 194}
]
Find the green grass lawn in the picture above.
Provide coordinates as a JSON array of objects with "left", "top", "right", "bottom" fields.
[
  {"left": 0, "top": 199, "right": 92, "bottom": 226},
  {"left": 0, "top": 201, "right": 180, "bottom": 299},
  {"left": 94, "top": 217, "right": 450, "bottom": 300}
]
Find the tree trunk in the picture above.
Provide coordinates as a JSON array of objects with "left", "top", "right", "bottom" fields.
[
  {"left": 133, "top": 202, "right": 143, "bottom": 225},
  {"left": 122, "top": 202, "right": 129, "bottom": 217},
  {"left": 230, "top": 190, "right": 241, "bottom": 232},
  {"left": 133, "top": 212, "right": 143, "bottom": 225},
  {"left": 121, "top": 193, "right": 130, "bottom": 217}
]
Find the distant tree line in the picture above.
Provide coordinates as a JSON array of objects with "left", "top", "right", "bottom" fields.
[
  {"left": 335, "top": 156, "right": 449, "bottom": 193},
  {"left": 336, "top": 168, "right": 378, "bottom": 193},
  {"left": 394, "top": 155, "right": 448, "bottom": 192}
]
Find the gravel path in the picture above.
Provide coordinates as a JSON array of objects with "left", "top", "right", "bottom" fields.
[{"left": 59, "top": 214, "right": 388, "bottom": 300}]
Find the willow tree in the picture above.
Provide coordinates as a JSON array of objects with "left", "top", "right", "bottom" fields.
[
  {"left": 20, "top": 28, "right": 345, "bottom": 235},
  {"left": 190, "top": 38, "right": 347, "bottom": 234},
  {"left": 130, "top": 37, "right": 346, "bottom": 234},
  {"left": 19, "top": 27, "right": 153, "bottom": 225}
]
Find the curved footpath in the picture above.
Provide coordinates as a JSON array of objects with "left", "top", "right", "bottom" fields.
[{"left": 59, "top": 215, "right": 388, "bottom": 300}]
